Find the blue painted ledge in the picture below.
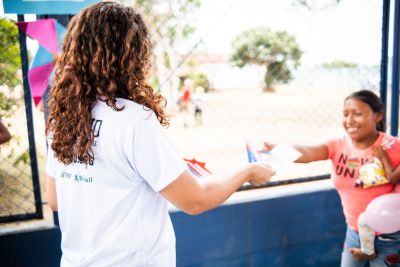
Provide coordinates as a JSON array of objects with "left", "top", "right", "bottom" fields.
[
  {"left": 170, "top": 180, "right": 346, "bottom": 267},
  {"left": 0, "top": 180, "right": 345, "bottom": 267}
]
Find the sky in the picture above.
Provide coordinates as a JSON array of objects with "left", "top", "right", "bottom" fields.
[
  {"left": 180, "top": 0, "right": 385, "bottom": 66},
  {"left": 0, "top": 0, "right": 390, "bottom": 67}
]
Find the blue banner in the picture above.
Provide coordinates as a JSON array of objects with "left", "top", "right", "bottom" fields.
[{"left": 3, "top": 0, "right": 100, "bottom": 15}]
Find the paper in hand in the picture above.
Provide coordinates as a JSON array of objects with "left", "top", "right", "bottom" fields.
[{"left": 258, "top": 145, "right": 302, "bottom": 172}]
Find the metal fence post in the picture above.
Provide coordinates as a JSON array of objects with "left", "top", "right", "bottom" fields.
[
  {"left": 380, "top": 0, "right": 390, "bottom": 123},
  {"left": 16, "top": 14, "right": 43, "bottom": 221},
  {"left": 391, "top": 0, "right": 400, "bottom": 136}
]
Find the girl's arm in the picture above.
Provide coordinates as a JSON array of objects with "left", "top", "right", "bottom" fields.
[
  {"left": 293, "top": 144, "right": 330, "bottom": 163},
  {"left": 390, "top": 166, "right": 400, "bottom": 184},
  {"left": 46, "top": 176, "right": 58, "bottom": 211},
  {"left": 264, "top": 142, "right": 329, "bottom": 163}
]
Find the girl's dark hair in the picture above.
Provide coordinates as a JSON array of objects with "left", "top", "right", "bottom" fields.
[
  {"left": 345, "top": 90, "right": 385, "bottom": 132},
  {"left": 46, "top": 1, "right": 168, "bottom": 165}
]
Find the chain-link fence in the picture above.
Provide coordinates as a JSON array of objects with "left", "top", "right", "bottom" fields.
[
  {"left": 0, "top": 0, "right": 392, "bottom": 223},
  {"left": 156, "top": 0, "right": 385, "bottom": 180},
  {"left": 0, "top": 17, "right": 43, "bottom": 223}
]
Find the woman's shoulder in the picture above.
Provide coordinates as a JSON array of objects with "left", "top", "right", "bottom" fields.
[
  {"left": 116, "top": 99, "right": 157, "bottom": 121},
  {"left": 93, "top": 98, "right": 155, "bottom": 123}
]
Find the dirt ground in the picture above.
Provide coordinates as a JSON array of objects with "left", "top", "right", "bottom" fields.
[{"left": 165, "top": 85, "right": 356, "bottom": 180}]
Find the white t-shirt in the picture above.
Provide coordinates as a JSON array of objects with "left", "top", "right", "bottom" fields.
[{"left": 46, "top": 98, "right": 186, "bottom": 267}]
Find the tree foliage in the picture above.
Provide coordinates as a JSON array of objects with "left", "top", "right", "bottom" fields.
[
  {"left": 135, "top": 0, "right": 200, "bottom": 61},
  {"left": 322, "top": 60, "right": 358, "bottom": 69},
  {"left": 0, "top": 93, "right": 18, "bottom": 119},
  {"left": 132, "top": 0, "right": 201, "bottom": 96},
  {"left": 0, "top": 18, "right": 21, "bottom": 119},
  {"left": 180, "top": 72, "right": 209, "bottom": 92},
  {"left": 230, "top": 27, "right": 302, "bottom": 91},
  {"left": 0, "top": 18, "right": 21, "bottom": 88},
  {"left": 0, "top": 18, "right": 28, "bottom": 167},
  {"left": 135, "top": 0, "right": 200, "bottom": 39}
]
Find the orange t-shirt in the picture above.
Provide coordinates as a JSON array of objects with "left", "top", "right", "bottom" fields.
[{"left": 325, "top": 132, "right": 400, "bottom": 230}]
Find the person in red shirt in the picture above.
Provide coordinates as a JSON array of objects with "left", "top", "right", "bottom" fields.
[{"left": 179, "top": 79, "right": 193, "bottom": 127}]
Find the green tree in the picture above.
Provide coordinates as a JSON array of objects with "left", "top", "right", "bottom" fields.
[
  {"left": 134, "top": 0, "right": 200, "bottom": 79},
  {"left": 230, "top": 27, "right": 302, "bottom": 92},
  {"left": 0, "top": 18, "right": 21, "bottom": 119},
  {"left": 135, "top": 0, "right": 200, "bottom": 47},
  {"left": 129, "top": 0, "right": 201, "bottom": 104},
  {"left": 322, "top": 60, "right": 358, "bottom": 69},
  {"left": 180, "top": 73, "right": 210, "bottom": 92},
  {"left": 0, "top": 18, "right": 21, "bottom": 88},
  {"left": 0, "top": 18, "right": 30, "bottom": 169}
]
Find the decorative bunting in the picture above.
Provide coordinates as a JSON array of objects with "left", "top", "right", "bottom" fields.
[{"left": 16, "top": 19, "right": 66, "bottom": 106}]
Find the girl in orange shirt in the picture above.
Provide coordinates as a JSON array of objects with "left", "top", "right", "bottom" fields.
[{"left": 264, "top": 90, "right": 400, "bottom": 267}]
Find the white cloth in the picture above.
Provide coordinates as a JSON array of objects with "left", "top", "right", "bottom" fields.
[{"left": 46, "top": 98, "right": 186, "bottom": 267}]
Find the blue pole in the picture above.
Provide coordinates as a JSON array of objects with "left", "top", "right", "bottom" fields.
[
  {"left": 391, "top": 0, "right": 400, "bottom": 136},
  {"left": 17, "top": 14, "right": 43, "bottom": 220},
  {"left": 380, "top": 0, "right": 390, "bottom": 126}
]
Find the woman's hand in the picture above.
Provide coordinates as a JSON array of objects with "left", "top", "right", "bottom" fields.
[{"left": 247, "top": 163, "right": 275, "bottom": 186}]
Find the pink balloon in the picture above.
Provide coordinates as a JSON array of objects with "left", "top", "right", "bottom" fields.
[{"left": 365, "top": 193, "right": 400, "bottom": 234}]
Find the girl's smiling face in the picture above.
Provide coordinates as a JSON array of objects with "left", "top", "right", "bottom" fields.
[{"left": 342, "top": 98, "right": 383, "bottom": 145}]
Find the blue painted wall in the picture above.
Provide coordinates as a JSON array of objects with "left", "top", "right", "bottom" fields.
[
  {"left": 0, "top": 226, "right": 62, "bottom": 267},
  {"left": 0, "top": 183, "right": 345, "bottom": 267},
  {"left": 173, "top": 184, "right": 345, "bottom": 267}
]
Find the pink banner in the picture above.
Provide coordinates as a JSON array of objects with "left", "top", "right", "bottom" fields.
[
  {"left": 28, "top": 62, "right": 55, "bottom": 106},
  {"left": 16, "top": 19, "right": 59, "bottom": 53}
]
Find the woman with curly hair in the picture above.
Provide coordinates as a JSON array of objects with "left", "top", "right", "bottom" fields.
[{"left": 45, "top": 2, "right": 275, "bottom": 266}]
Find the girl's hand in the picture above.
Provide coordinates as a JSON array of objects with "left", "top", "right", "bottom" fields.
[
  {"left": 372, "top": 146, "right": 396, "bottom": 180},
  {"left": 372, "top": 146, "right": 386, "bottom": 161},
  {"left": 261, "top": 141, "right": 276, "bottom": 153}
]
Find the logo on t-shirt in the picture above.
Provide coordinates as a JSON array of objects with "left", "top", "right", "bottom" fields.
[
  {"left": 92, "top": 119, "right": 103, "bottom": 147},
  {"left": 336, "top": 153, "right": 369, "bottom": 179},
  {"left": 71, "top": 119, "right": 103, "bottom": 167},
  {"left": 347, "top": 158, "right": 359, "bottom": 169},
  {"left": 60, "top": 170, "right": 93, "bottom": 183}
]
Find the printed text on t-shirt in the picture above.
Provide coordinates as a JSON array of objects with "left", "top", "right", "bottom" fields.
[
  {"left": 335, "top": 153, "right": 369, "bottom": 178},
  {"left": 92, "top": 118, "right": 103, "bottom": 146}
]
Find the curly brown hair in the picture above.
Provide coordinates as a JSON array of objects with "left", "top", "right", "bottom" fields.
[{"left": 46, "top": 1, "right": 168, "bottom": 165}]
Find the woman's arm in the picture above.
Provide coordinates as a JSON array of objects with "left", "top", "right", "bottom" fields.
[
  {"left": 46, "top": 176, "right": 58, "bottom": 211},
  {"left": 161, "top": 163, "right": 275, "bottom": 215}
]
